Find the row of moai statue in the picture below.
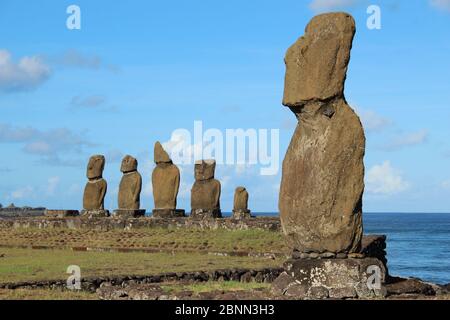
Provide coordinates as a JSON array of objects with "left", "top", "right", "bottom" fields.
[{"left": 81, "top": 142, "right": 252, "bottom": 219}]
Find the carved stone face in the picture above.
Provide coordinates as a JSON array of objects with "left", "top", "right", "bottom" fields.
[
  {"left": 194, "top": 160, "right": 216, "bottom": 181},
  {"left": 86, "top": 155, "right": 105, "bottom": 179},
  {"left": 121, "top": 155, "right": 138, "bottom": 173}
]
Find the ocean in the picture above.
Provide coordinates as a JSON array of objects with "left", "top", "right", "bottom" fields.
[
  {"left": 364, "top": 212, "right": 450, "bottom": 285},
  {"left": 239, "top": 212, "right": 450, "bottom": 285}
]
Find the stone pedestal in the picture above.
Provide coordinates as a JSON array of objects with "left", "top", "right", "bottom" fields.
[
  {"left": 113, "top": 209, "right": 146, "bottom": 218},
  {"left": 45, "top": 210, "right": 80, "bottom": 218},
  {"left": 232, "top": 210, "right": 252, "bottom": 219},
  {"left": 190, "top": 208, "right": 222, "bottom": 219},
  {"left": 152, "top": 209, "right": 185, "bottom": 218},
  {"left": 272, "top": 257, "right": 387, "bottom": 299},
  {"left": 272, "top": 235, "right": 389, "bottom": 299},
  {"left": 81, "top": 209, "right": 110, "bottom": 218}
]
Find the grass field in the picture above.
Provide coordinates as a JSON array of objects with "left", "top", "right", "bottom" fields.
[
  {"left": 0, "top": 247, "right": 283, "bottom": 284},
  {"left": 0, "top": 288, "right": 97, "bottom": 300},
  {"left": 0, "top": 281, "right": 271, "bottom": 300},
  {"left": 0, "top": 227, "right": 287, "bottom": 254}
]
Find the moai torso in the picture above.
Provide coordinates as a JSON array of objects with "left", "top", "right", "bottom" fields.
[
  {"left": 233, "top": 187, "right": 249, "bottom": 212},
  {"left": 83, "top": 155, "right": 107, "bottom": 210},
  {"left": 118, "top": 155, "right": 142, "bottom": 210},
  {"left": 152, "top": 142, "right": 180, "bottom": 210},
  {"left": 152, "top": 163, "right": 180, "bottom": 209},
  {"left": 191, "top": 160, "right": 221, "bottom": 211}
]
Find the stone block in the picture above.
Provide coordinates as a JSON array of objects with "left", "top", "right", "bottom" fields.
[
  {"left": 273, "top": 257, "right": 388, "bottom": 299},
  {"left": 151, "top": 209, "right": 185, "bottom": 218}
]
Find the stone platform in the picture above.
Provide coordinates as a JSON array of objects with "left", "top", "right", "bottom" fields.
[
  {"left": 190, "top": 209, "right": 222, "bottom": 219},
  {"left": 272, "top": 257, "right": 387, "bottom": 299},
  {"left": 232, "top": 210, "right": 252, "bottom": 219},
  {"left": 152, "top": 209, "right": 185, "bottom": 218},
  {"left": 0, "top": 216, "right": 281, "bottom": 231},
  {"left": 81, "top": 210, "right": 110, "bottom": 218},
  {"left": 272, "top": 235, "right": 389, "bottom": 299},
  {"left": 45, "top": 210, "right": 80, "bottom": 218},
  {"left": 113, "top": 209, "right": 146, "bottom": 218}
]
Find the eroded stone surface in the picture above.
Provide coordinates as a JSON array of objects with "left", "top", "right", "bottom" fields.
[
  {"left": 152, "top": 142, "right": 181, "bottom": 213},
  {"left": 118, "top": 155, "right": 142, "bottom": 210},
  {"left": 83, "top": 155, "right": 107, "bottom": 211},
  {"left": 279, "top": 12, "right": 364, "bottom": 254},
  {"left": 272, "top": 257, "right": 387, "bottom": 299},
  {"left": 232, "top": 187, "right": 251, "bottom": 219},
  {"left": 191, "top": 160, "right": 221, "bottom": 218}
]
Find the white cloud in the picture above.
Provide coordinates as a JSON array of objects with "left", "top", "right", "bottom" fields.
[
  {"left": 10, "top": 186, "right": 35, "bottom": 200},
  {"left": 51, "top": 49, "right": 120, "bottom": 73},
  {"left": 441, "top": 180, "right": 450, "bottom": 190},
  {"left": 0, "top": 49, "right": 51, "bottom": 92},
  {"left": 0, "top": 123, "right": 93, "bottom": 166},
  {"left": 383, "top": 129, "right": 428, "bottom": 151},
  {"left": 357, "top": 109, "right": 392, "bottom": 132},
  {"left": 430, "top": 0, "right": 450, "bottom": 11},
  {"left": 46, "top": 176, "right": 60, "bottom": 196},
  {"left": 366, "top": 161, "right": 410, "bottom": 195},
  {"left": 70, "top": 95, "right": 106, "bottom": 108},
  {"left": 105, "top": 149, "right": 125, "bottom": 163},
  {"left": 309, "top": 0, "right": 360, "bottom": 11},
  {"left": 67, "top": 183, "right": 82, "bottom": 196},
  {"left": 143, "top": 181, "right": 153, "bottom": 197}
]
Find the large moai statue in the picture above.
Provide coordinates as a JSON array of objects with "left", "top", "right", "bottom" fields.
[
  {"left": 82, "top": 155, "right": 109, "bottom": 217},
  {"left": 151, "top": 142, "right": 185, "bottom": 218},
  {"left": 279, "top": 13, "right": 365, "bottom": 254},
  {"left": 190, "top": 160, "right": 222, "bottom": 219},
  {"left": 232, "top": 186, "right": 252, "bottom": 219},
  {"left": 273, "top": 13, "right": 387, "bottom": 300},
  {"left": 113, "top": 155, "right": 145, "bottom": 218}
]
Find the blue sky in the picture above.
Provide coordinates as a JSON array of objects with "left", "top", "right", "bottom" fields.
[{"left": 1, "top": 0, "right": 450, "bottom": 213}]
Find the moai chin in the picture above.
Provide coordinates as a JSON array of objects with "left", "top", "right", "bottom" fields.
[
  {"left": 190, "top": 159, "right": 221, "bottom": 219},
  {"left": 113, "top": 155, "right": 145, "bottom": 218},
  {"left": 232, "top": 186, "right": 252, "bottom": 219},
  {"left": 151, "top": 142, "right": 185, "bottom": 218},
  {"left": 82, "top": 155, "right": 109, "bottom": 218}
]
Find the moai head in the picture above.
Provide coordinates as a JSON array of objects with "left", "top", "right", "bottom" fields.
[
  {"left": 194, "top": 160, "right": 216, "bottom": 181},
  {"left": 283, "top": 13, "right": 356, "bottom": 107},
  {"left": 121, "top": 155, "right": 138, "bottom": 173},
  {"left": 86, "top": 155, "right": 105, "bottom": 180},
  {"left": 235, "top": 186, "right": 246, "bottom": 195},
  {"left": 154, "top": 141, "right": 171, "bottom": 164}
]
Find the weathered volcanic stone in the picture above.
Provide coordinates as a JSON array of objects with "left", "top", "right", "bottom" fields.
[
  {"left": 118, "top": 155, "right": 142, "bottom": 210},
  {"left": 232, "top": 187, "right": 251, "bottom": 219},
  {"left": 83, "top": 155, "right": 107, "bottom": 211},
  {"left": 191, "top": 160, "right": 221, "bottom": 218},
  {"left": 45, "top": 210, "right": 79, "bottom": 218},
  {"left": 272, "top": 257, "right": 387, "bottom": 299},
  {"left": 152, "top": 142, "right": 180, "bottom": 210},
  {"left": 279, "top": 12, "right": 365, "bottom": 254},
  {"left": 151, "top": 142, "right": 185, "bottom": 218}
]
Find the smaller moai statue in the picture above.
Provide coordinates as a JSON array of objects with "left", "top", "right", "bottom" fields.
[
  {"left": 81, "top": 155, "right": 109, "bottom": 217},
  {"left": 113, "top": 155, "right": 145, "bottom": 218},
  {"left": 151, "top": 142, "right": 185, "bottom": 218},
  {"left": 232, "top": 186, "right": 252, "bottom": 219},
  {"left": 190, "top": 159, "right": 221, "bottom": 219}
]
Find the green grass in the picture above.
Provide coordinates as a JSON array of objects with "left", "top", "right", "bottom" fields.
[
  {"left": 162, "top": 281, "right": 270, "bottom": 294},
  {"left": 0, "top": 247, "right": 283, "bottom": 284},
  {"left": 0, "top": 227, "right": 287, "bottom": 254},
  {"left": 0, "top": 288, "right": 97, "bottom": 300}
]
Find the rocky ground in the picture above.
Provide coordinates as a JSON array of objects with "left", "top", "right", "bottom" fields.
[{"left": 95, "top": 277, "right": 450, "bottom": 300}]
